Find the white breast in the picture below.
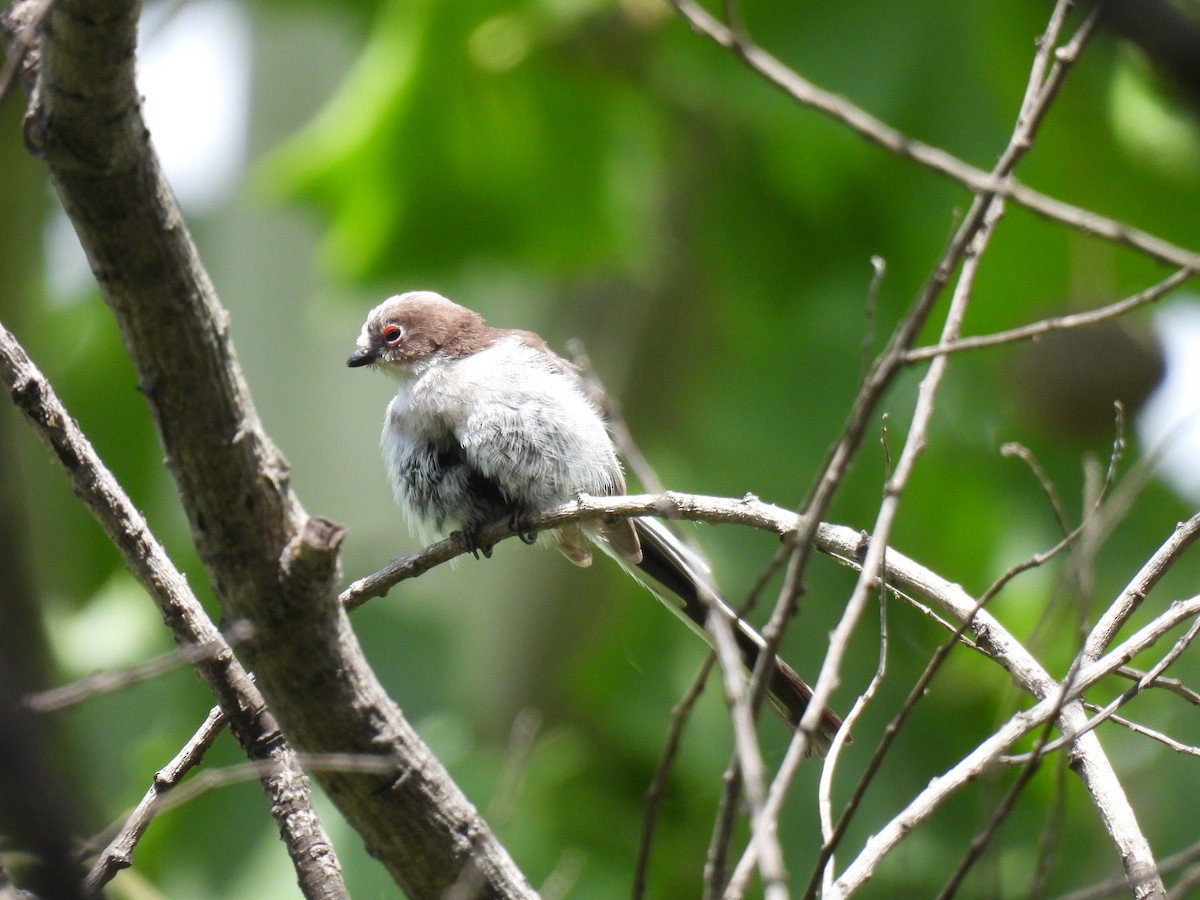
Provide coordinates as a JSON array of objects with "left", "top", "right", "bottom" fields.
[{"left": 382, "top": 336, "right": 625, "bottom": 524}]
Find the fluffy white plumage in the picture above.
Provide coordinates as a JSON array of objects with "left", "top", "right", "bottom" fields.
[{"left": 381, "top": 335, "right": 626, "bottom": 560}]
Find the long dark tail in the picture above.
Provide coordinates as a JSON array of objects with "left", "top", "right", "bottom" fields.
[{"left": 630, "top": 518, "right": 844, "bottom": 756}]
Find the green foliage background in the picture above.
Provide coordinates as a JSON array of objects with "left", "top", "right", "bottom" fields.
[{"left": 3, "top": 0, "right": 1200, "bottom": 896}]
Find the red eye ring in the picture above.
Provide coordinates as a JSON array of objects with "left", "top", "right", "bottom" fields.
[{"left": 382, "top": 323, "right": 405, "bottom": 346}]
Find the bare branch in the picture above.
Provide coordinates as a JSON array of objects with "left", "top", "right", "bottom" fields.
[
  {"left": 825, "top": 595, "right": 1200, "bottom": 896},
  {"left": 705, "top": 604, "right": 784, "bottom": 898},
  {"left": 0, "top": 323, "right": 346, "bottom": 899},
  {"left": 818, "top": 521, "right": 1184, "bottom": 898},
  {"left": 24, "top": 622, "right": 254, "bottom": 713},
  {"left": 1115, "top": 666, "right": 1200, "bottom": 707},
  {"left": 17, "top": 0, "right": 535, "bottom": 894},
  {"left": 703, "top": 759, "right": 743, "bottom": 900},
  {"left": 744, "top": 11, "right": 1096, "bottom": 888},
  {"left": 666, "top": 0, "right": 1200, "bottom": 269},
  {"left": 798, "top": 399, "right": 1123, "bottom": 899},
  {"left": 1081, "top": 707, "right": 1200, "bottom": 757},
  {"left": 633, "top": 655, "right": 716, "bottom": 900},
  {"left": 737, "top": 1, "right": 1099, "bottom": 795},
  {"left": 1004, "top": 617, "right": 1200, "bottom": 763},
  {"left": 813, "top": 588, "right": 888, "bottom": 899},
  {"left": 905, "top": 266, "right": 1196, "bottom": 364},
  {"left": 1084, "top": 511, "right": 1200, "bottom": 663},
  {"left": 84, "top": 707, "right": 227, "bottom": 894}
]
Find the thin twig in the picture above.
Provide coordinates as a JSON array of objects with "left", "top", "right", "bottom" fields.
[
  {"left": 1083, "top": 512, "right": 1200, "bottom": 663},
  {"left": 665, "top": 0, "right": 1199, "bottom": 269},
  {"left": 703, "top": 761, "right": 742, "bottom": 900},
  {"left": 25, "top": 621, "right": 254, "bottom": 713},
  {"left": 860, "top": 256, "right": 886, "bottom": 381},
  {"left": 816, "top": 580, "right": 888, "bottom": 898},
  {"left": 1000, "top": 405, "right": 1126, "bottom": 649},
  {"left": 84, "top": 706, "right": 227, "bottom": 893},
  {"left": 904, "top": 266, "right": 1196, "bottom": 363},
  {"left": 710, "top": 624, "right": 784, "bottom": 898},
  {"left": 1003, "top": 617, "right": 1200, "bottom": 763},
  {"left": 1080, "top": 706, "right": 1199, "bottom": 756},
  {"left": 632, "top": 655, "right": 716, "bottom": 900},
  {"left": 828, "top": 594, "right": 1200, "bottom": 897},
  {"left": 1114, "top": 666, "right": 1200, "bottom": 707},
  {"left": 1002, "top": 443, "right": 1078, "bottom": 537}
]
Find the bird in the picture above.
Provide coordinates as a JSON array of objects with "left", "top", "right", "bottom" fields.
[{"left": 347, "top": 290, "right": 843, "bottom": 754}]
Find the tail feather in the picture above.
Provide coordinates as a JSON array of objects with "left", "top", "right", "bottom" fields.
[{"left": 619, "top": 517, "right": 844, "bottom": 757}]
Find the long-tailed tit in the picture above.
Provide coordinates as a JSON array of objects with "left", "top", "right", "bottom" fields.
[{"left": 348, "top": 291, "right": 842, "bottom": 753}]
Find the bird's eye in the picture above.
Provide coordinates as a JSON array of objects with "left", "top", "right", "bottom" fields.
[{"left": 382, "top": 324, "right": 405, "bottom": 346}]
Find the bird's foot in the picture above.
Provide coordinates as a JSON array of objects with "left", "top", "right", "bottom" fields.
[
  {"left": 509, "top": 511, "right": 537, "bottom": 545},
  {"left": 453, "top": 527, "right": 494, "bottom": 559}
]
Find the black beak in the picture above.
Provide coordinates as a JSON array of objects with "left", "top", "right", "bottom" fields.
[{"left": 347, "top": 348, "right": 377, "bottom": 368}]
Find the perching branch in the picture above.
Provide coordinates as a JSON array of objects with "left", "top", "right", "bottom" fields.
[
  {"left": 345, "top": 490, "right": 1194, "bottom": 716},
  {"left": 340, "top": 492, "right": 817, "bottom": 607},
  {"left": 351, "top": 490, "right": 1192, "bottom": 897}
]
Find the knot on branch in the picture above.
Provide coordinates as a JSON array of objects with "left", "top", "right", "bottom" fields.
[{"left": 279, "top": 516, "right": 347, "bottom": 604}]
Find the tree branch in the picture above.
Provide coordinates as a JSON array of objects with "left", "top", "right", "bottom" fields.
[
  {"left": 341, "top": 492, "right": 815, "bottom": 607},
  {"left": 904, "top": 265, "right": 1196, "bottom": 363},
  {"left": 827, "top": 591, "right": 1199, "bottom": 897},
  {"left": 0, "top": 321, "right": 346, "bottom": 899},
  {"left": 666, "top": 0, "right": 1200, "bottom": 269},
  {"left": 17, "top": 1, "right": 534, "bottom": 895},
  {"left": 818, "top": 523, "right": 1175, "bottom": 899},
  {"left": 84, "top": 706, "right": 228, "bottom": 895},
  {"left": 346, "top": 491, "right": 1182, "bottom": 896}
]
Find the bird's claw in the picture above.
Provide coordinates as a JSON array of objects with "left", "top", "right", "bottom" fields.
[
  {"left": 453, "top": 528, "right": 494, "bottom": 559},
  {"left": 508, "top": 511, "right": 537, "bottom": 545}
]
